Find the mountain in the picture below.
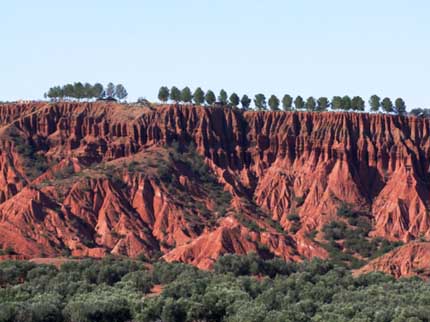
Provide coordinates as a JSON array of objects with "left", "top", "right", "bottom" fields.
[{"left": 0, "top": 101, "right": 429, "bottom": 277}]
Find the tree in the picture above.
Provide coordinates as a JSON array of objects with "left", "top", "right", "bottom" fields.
[
  {"left": 218, "top": 89, "right": 228, "bottom": 105},
  {"left": 74, "top": 82, "right": 85, "bottom": 100},
  {"left": 46, "top": 86, "right": 63, "bottom": 101},
  {"left": 268, "top": 95, "right": 280, "bottom": 111},
  {"left": 63, "top": 84, "right": 74, "bottom": 99},
  {"left": 193, "top": 87, "right": 205, "bottom": 105},
  {"left": 381, "top": 97, "right": 393, "bottom": 112},
  {"left": 92, "top": 83, "right": 104, "bottom": 98},
  {"left": 331, "top": 96, "right": 342, "bottom": 110},
  {"left": 158, "top": 86, "right": 170, "bottom": 102},
  {"left": 115, "top": 84, "right": 128, "bottom": 101},
  {"left": 170, "top": 86, "right": 181, "bottom": 102},
  {"left": 294, "top": 96, "right": 304, "bottom": 110},
  {"left": 254, "top": 94, "right": 266, "bottom": 110},
  {"left": 83, "top": 83, "right": 93, "bottom": 100},
  {"left": 342, "top": 95, "right": 352, "bottom": 110},
  {"left": 241, "top": 95, "right": 251, "bottom": 109},
  {"left": 317, "top": 97, "right": 329, "bottom": 112},
  {"left": 305, "top": 97, "right": 316, "bottom": 111},
  {"left": 282, "top": 94, "right": 293, "bottom": 111},
  {"left": 181, "top": 87, "right": 193, "bottom": 103},
  {"left": 229, "top": 93, "right": 240, "bottom": 108},
  {"left": 369, "top": 95, "right": 381, "bottom": 112},
  {"left": 106, "top": 82, "right": 115, "bottom": 98},
  {"left": 205, "top": 90, "right": 216, "bottom": 105},
  {"left": 394, "top": 98, "right": 406, "bottom": 115},
  {"left": 351, "top": 96, "right": 365, "bottom": 111}
]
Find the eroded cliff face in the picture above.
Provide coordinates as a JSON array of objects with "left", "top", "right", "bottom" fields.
[
  {"left": 0, "top": 102, "right": 429, "bottom": 273},
  {"left": 355, "top": 242, "right": 430, "bottom": 278}
]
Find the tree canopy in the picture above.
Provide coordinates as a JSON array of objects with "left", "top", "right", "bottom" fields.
[
  {"left": 193, "top": 87, "right": 205, "bottom": 105},
  {"left": 205, "top": 90, "right": 216, "bottom": 105},
  {"left": 0, "top": 256, "right": 429, "bottom": 322},
  {"left": 170, "top": 86, "right": 181, "bottom": 102},
  {"left": 154, "top": 86, "right": 410, "bottom": 115},
  {"left": 45, "top": 82, "right": 127, "bottom": 101},
  {"left": 282, "top": 94, "right": 293, "bottom": 111},
  {"left": 180, "top": 87, "right": 193, "bottom": 103},
  {"left": 254, "top": 94, "right": 267, "bottom": 110},
  {"left": 158, "top": 86, "right": 170, "bottom": 102},
  {"left": 294, "top": 96, "right": 305, "bottom": 110},
  {"left": 218, "top": 89, "right": 228, "bottom": 105},
  {"left": 241, "top": 95, "right": 251, "bottom": 109},
  {"left": 229, "top": 93, "right": 240, "bottom": 107},
  {"left": 268, "top": 95, "right": 280, "bottom": 111}
]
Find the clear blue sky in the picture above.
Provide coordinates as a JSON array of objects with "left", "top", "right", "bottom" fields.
[{"left": 1, "top": 0, "right": 429, "bottom": 109}]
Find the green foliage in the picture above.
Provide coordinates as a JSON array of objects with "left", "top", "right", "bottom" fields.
[
  {"left": 45, "top": 82, "right": 128, "bottom": 101},
  {"left": 321, "top": 203, "right": 403, "bottom": 267},
  {"left": 317, "top": 97, "right": 329, "bottom": 111},
  {"left": 381, "top": 97, "right": 394, "bottom": 112},
  {"left": 294, "top": 95, "right": 304, "bottom": 110},
  {"left": 205, "top": 90, "right": 216, "bottom": 105},
  {"left": 181, "top": 87, "right": 193, "bottom": 103},
  {"left": 170, "top": 86, "right": 181, "bottom": 102},
  {"left": 282, "top": 94, "right": 293, "bottom": 111},
  {"left": 10, "top": 134, "right": 48, "bottom": 179},
  {"left": 106, "top": 82, "right": 116, "bottom": 97},
  {"left": 351, "top": 96, "right": 365, "bottom": 111},
  {"left": 158, "top": 86, "right": 170, "bottom": 102},
  {"left": 193, "top": 87, "right": 205, "bottom": 105},
  {"left": 306, "top": 96, "right": 316, "bottom": 111},
  {"left": 155, "top": 87, "right": 410, "bottom": 116},
  {"left": 234, "top": 213, "right": 263, "bottom": 232},
  {"left": 331, "top": 96, "right": 343, "bottom": 110},
  {"left": 254, "top": 93, "right": 266, "bottom": 110},
  {"left": 115, "top": 84, "right": 128, "bottom": 101},
  {"left": 395, "top": 97, "right": 406, "bottom": 115},
  {"left": 268, "top": 95, "right": 280, "bottom": 111},
  {"left": 218, "top": 89, "right": 228, "bottom": 105},
  {"left": 369, "top": 94, "right": 381, "bottom": 112},
  {"left": 0, "top": 256, "right": 429, "bottom": 322},
  {"left": 157, "top": 142, "right": 232, "bottom": 222},
  {"left": 287, "top": 213, "right": 300, "bottom": 222},
  {"left": 341, "top": 95, "right": 352, "bottom": 110},
  {"left": 240, "top": 94, "right": 251, "bottom": 109},
  {"left": 229, "top": 92, "right": 240, "bottom": 107}
]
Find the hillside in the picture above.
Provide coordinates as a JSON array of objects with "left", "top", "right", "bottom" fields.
[{"left": 0, "top": 102, "right": 429, "bottom": 277}]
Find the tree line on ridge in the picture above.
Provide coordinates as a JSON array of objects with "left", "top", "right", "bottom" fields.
[
  {"left": 45, "top": 82, "right": 128, "bottom": 101},
  {"left": 158, "top": 86, "right": 407, "bottom": 114}
]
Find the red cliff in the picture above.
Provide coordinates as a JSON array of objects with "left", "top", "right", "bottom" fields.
[{"left": 0, "top": 102, "right": 428, "bottom": 275}]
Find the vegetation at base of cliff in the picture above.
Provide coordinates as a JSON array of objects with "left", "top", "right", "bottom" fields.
[
  {"left": 320, "top": 203, "right": 404, "bottom": 268},
  {"left": 1, "top": 255, "right": 430, "bottom": 322}
]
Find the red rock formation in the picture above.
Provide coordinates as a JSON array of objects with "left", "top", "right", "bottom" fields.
[
  {"left": 0, "top": 102, "right": 428, "bottom": 274},
  {"left": 355, "top": 242, "right": 430, "bottom": 278}
]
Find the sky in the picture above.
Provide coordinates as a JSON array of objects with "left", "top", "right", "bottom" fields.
[{"left": 1, "top": 0, "right": 430, "bottom": 109}]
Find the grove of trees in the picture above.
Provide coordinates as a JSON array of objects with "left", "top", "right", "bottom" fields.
[
  {"left": 1, "top": 255, "right": 430, "bottom": 322},
  {"left": 157, "top": 86, "right": 410, "bottom": 115},
  {"left": 45, "top": 82, "right": 128, "bottom": 101}
]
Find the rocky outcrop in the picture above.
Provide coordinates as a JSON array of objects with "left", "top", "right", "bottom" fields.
[
  {"left": 355, "top": 242, "right": 430, "bottom": 278},
  {"left": 0, "top": 102, "right": 428, "bottom": 274}
]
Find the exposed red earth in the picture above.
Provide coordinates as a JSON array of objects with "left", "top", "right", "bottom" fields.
[{"left": 0, "top": 102, "right": 429, "bottom": 276}]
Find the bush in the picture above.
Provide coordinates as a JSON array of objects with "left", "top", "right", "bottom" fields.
[{"left": 0, "top": 257, "right": 429, "bottom": 322}]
